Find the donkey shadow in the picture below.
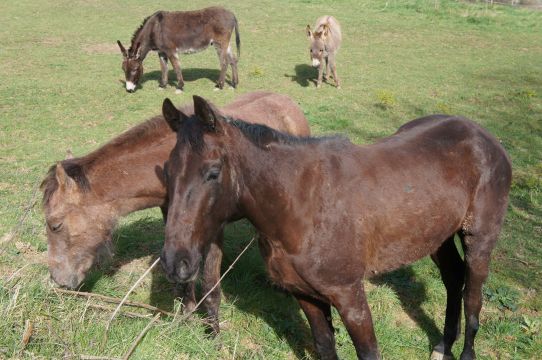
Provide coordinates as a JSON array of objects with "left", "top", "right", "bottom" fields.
[
  {"left": 81, "top": 218, "right": 444, "bottom": 357},
  {"left": 140, "top": 68, "right": 235, "bottom": 88},
  {"left": 284, "top": 64, "right": 318, "bottom": 88}
]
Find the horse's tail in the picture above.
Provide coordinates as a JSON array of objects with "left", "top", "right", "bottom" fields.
[{"left": 233, "top": 16, "right": 240, "bottom": 58}]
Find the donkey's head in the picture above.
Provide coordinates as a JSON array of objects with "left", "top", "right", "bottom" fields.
[
  {"left": 117, "top": 41, "right": 143, "bottom": 93},
  {"left": 306, "top": 24, "right": 329, "bottom": 68},
  {"left": 42, "top": 161, "right": 116, "bottom": 289}
]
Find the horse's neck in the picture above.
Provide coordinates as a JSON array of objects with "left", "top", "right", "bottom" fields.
[{"left": 85, "top": 143, "right": 169, "bottom": 217}]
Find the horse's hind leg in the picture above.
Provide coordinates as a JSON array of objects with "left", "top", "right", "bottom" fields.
[
  {"left": 296, "top": 295, "right": 337, "bottom": 360},
  {"left": 430, "top": 236, "right": 465, "bottom": 360},
  {"left": 158, "top": 52, "right": 168, "bottom": 88},
  {"left": 333, "top": 282, "right": 380, "bottom": 359},
  {"left": 459, "top": 185, "right": 509, "bottom": 359}
]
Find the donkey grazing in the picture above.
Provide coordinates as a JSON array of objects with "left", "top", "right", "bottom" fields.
[
  {"left": 41, "top": 92, "right": 309, "bottom": 332},
  {"left": 306, "top": 16, "right": 342, "bottom": 88},
  {"left": 117, "top": 6, "right": 240, "bottom": 93},
  {"left": 162, "top": 97, "right": 511, "bottom": 359}
]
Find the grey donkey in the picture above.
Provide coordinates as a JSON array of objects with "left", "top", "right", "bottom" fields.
[{"left": 306, "top": 16, "right": 342, "bottom": 88}]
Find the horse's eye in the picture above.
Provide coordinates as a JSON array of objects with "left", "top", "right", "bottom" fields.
[
  {"left": 49, "top": 222, "right": 63, "bottom": 232},
  {"left": 206, "top": 168, "right": 221, "bottom": 181}
]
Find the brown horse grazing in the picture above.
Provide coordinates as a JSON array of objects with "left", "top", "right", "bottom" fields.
[
  {"left": 40, "top": 92, "right": 309, "bottom": 332},
  {"left": 117, "top": 6, "right": 240, "bottom": 93},
  {"left": 162, "top": 97, "right": 511, "bottom": 360}
]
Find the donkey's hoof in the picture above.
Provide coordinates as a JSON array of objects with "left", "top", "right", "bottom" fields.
[
  {"left": 430, "top": 350, "right": 453, "bottom": 360},
  {"left": 213, "top": 87, "right": 221, "bottom": 92},
  {"left": 336, "top": 85, "right": 342, "bottom": 90},
  {"left": 175, "top": 88, "right": 183, "bottom": 94},
  {"left": 158, "top": 86, "right": 165, "bottom": 91}
]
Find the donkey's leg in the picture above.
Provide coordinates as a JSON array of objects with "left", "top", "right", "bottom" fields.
[
  {"left": 430, "top": 236, "right": 465, "bottom": 360},
  {"left": 227, "top": 45, "right": 239, "bottom": 88},
  {"left": 329, "top": 54, "right": 341, "bottom": 88},
  {"left": 200, "top": 231, "right": 224, "bottom": 335},
  {"left": 324, "top": 57, "right": 330, "bottom": 82},
  {"left": 296, "top": 295, "right": 338, "bottom": 360},
  {"left": 316, "top": 62, "right": 325, "bottom": 88},
  {"left": 215, "top": 45, "right": 229, "bottom": 90},
  {"left": 334, "top": 282, "right": 380, "bottom": 359},
  {"left": 167, "top": 52, "right": 184, "bottom": 92},
  {"left": 158, "top": 52, "right": 169, "bottom": 88}
]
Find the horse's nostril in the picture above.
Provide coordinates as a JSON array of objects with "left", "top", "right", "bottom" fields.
[{"left": 178, "top": 259, "right": 189, "bottom": 274}]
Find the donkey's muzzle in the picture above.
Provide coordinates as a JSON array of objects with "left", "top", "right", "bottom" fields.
[{"left": 125, "top": 81, "right": 136, "bottom": 93}]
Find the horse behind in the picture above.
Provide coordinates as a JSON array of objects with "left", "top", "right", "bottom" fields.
[
  {"left": 117, "top": 6, "right": 240, "bottom": 93},
  {"left": 41, "top": 91, "right": 309, "bottom": 332},
  {"left": 162, "top": 96, "right": 511, "bottom": 360}
]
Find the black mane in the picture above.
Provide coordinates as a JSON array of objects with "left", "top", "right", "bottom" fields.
[
  {"left": 178, "top": 116, "right": 345, "bottom": 152},
  {"left": 129, "top": 12, "right": 159, "bottom": 53}
]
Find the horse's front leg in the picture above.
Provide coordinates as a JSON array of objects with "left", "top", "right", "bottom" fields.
[
  {"left": 334, "top": 282, "right": 380, "bottom": 359},
  {"left": 158, "top": 52, "right": 169, "bottom": 89},
  {"left": 167, "top": 52, "right": 184, "bottom": 93},
  {"left": 296, "top": 294, "right": 338, "bottom": 360},
  {"left": 200, "top": 230, "right": 224, "bottom": 335}
]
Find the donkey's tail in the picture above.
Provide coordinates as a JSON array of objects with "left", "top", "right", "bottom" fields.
[{"left": 233, "top": 16, "right": 240, "bottom": 58}]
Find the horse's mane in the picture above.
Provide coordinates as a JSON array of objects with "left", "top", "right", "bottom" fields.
[
  {"left": 129, "top": 11, "right": 161, "bottom": 53},
  {"left": 179, "top": 116, "right": 345, "bottom": 153},
  {"left": 41, "top": 116, "right": 170, "bottom": 206}
]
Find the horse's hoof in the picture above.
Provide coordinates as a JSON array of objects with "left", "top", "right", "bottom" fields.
[
  {"left": 430, "top": 350, "right": 453, "bottom": 360},
  {"left": 175, "top": 88, "right": 183, "bottom": 94}
]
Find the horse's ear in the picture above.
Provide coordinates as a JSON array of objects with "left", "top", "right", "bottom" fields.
[
  {"left": 55, "top": 163, "right": 75, "bottom": 189},
  {"left": 193, "top": 95, "right": 222, "bottom": 132},
  {"left": 306, "top": 25, "right": 313, "bottom": 40},
  {"left": 117, "top": 40, "right": 127, "bottom": 58},
  {"left": 162, "top": 98, "right": 188, "bottom": 132}
]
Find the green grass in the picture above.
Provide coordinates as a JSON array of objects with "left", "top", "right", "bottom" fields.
[{"left": 1, "top": 0, "right": 541, "bottom": 358}]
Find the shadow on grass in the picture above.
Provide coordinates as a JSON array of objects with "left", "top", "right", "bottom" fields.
[
  {"left": 285, "top": 64, "right": 317, "bottom": 87},
  {"left": 80, "top": 217, "right": 458, "bottom": 358},
  {"left": 371, "top": 266, "right": 442, "bottom": 350},
  {"left": 138, "top": 68, "right": 236, "bottom": 89}
]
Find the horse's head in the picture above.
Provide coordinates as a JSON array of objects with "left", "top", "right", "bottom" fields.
[
  {"left": 160, "top": 96, "right": 240, "bottom": 283},
  {"left": 117, "top": 41, "right": 143, "bottom": 93},
  {"left": 306, "top": 24, "right": 328, "bottom": 68},
  {"left": 42, "top": 162, "right": 115, "bottom": 289}
]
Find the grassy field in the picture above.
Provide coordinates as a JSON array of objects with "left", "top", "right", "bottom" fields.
[{"left": 1, "top": 0, "right": 541, "bottom": 358}]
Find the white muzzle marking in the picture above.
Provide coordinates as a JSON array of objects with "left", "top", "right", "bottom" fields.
[
  {"left": 126, "top": 81, "right": 136, "bottom": 91},
  {"left": 312, "top": 58, "right": 320, "bottom": 67}
]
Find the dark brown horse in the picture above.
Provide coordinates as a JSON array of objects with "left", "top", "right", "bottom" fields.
[
  {"left": 117, "top": 7, "right": 240, "bottom": 93},
  {"left": 162, "top": 96, "right": 511, "bottom": 360},
  {"left": 41, "top": 92, "right": 309, "bottom": 332}
]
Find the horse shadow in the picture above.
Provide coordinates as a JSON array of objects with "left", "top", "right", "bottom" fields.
[
  {"left": 370, "top": 266, "right": 443, "bottom": 350},
  {"left": 81, "top": 217, "right": 444, "bottom": 358},
  {"left": 140, "top": 68, "right": 231, "bottom": 88},
  {"left": 284, "top": 64, "right": 317, "bottom": 87}
]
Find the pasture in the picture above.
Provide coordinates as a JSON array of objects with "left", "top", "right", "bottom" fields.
[{"left": 1, "top": 0, "right": 541, "bottom": 358}]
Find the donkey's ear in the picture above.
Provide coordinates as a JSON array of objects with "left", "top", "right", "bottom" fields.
[
  {"left": 117, "top": 40, "right": 127, "bottom": 57},
  {"left": 321, "top": 24, "right": 329, "bottom": 40},
  {"left": 162, "top": 98, "right": 188, "bottom": 132},
  {"left": 134, "top": 42, "right": 142, "bottom": 59},
  {"left": 306, "top": 25, "right": 313, "bottom": 39},
  {"left": 65, "top": 149, "right": 74, "bottom": 160},
  {"left": 193, "top": 95, "right": 222, "bottom": 132}
]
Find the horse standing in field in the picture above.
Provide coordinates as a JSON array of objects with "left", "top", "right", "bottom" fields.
[
  {"left": 161, "top": 96, "right": 511, "bottom": 360},
  {"left": 41, "top": 92, "right": 310, "bottom": 334},
  {"left": 117, "top": 6, "right": 240, "bottom": 93},
  {"left": 307, "top": 16, "right": 342, "bottom": 88}
]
